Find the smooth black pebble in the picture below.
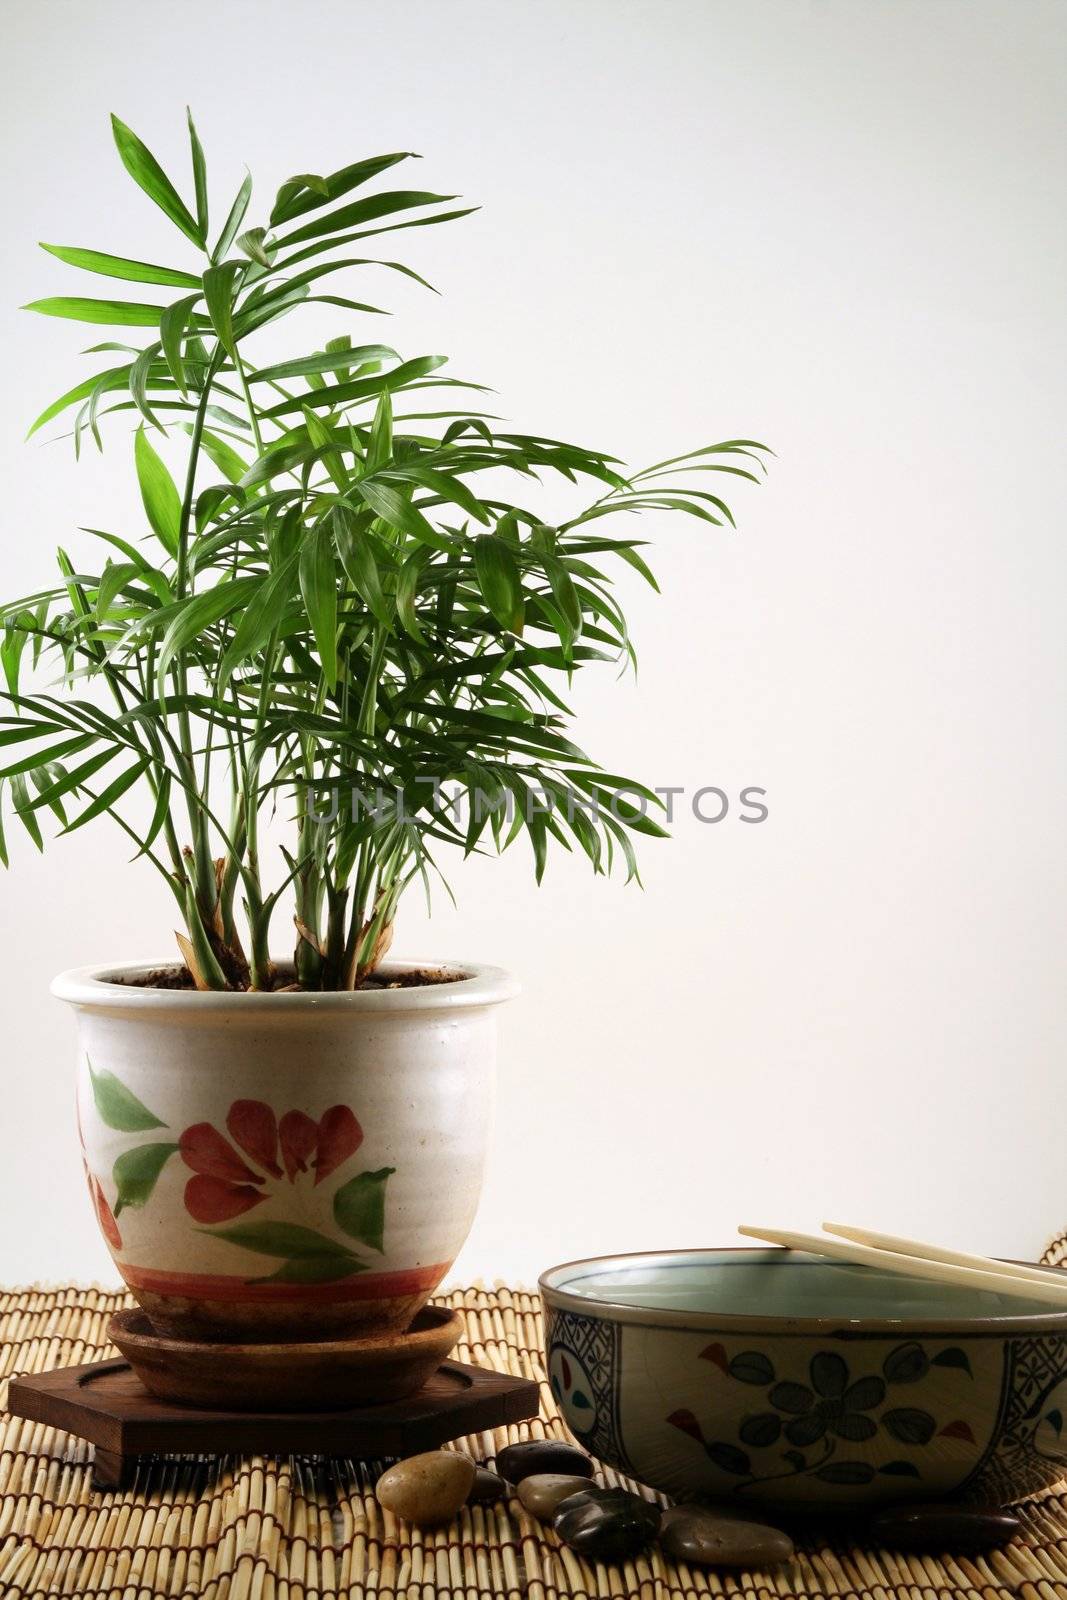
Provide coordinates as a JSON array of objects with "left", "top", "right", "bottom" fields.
[
  {"left": 496, "top": 1440, "right": 594, "bottom": 1485},
  {"left": 467, "top": 1466, "right": 508, "bottom": 1504},
  {"left": 871, "top": 1504, "right": 1020, "bottom": 1552},
  {"left": 554, "top": 1487, "right": 661, "bottom": 1561}
]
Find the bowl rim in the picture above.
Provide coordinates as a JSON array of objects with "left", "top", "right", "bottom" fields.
[{"left": 539, "top": 1247, "right": 1067, "bottom": 1335}]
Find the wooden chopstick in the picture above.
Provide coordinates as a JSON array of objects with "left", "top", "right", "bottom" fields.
[
  {"left": 736, "top": 1224, "right": 1067, "bottom": 1306},
  {"left": 823, "top": 1222, "right": 1064, "bottom": 1287}
]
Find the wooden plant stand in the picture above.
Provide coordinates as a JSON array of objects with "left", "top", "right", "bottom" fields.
[{"left": 8, "top": 1356, "right": 540, "bottom": 1489}]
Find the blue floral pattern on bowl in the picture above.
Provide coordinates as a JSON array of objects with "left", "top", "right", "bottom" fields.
[{"left": 542, "top": 1250, "right": 1067, "bottom": 1509}]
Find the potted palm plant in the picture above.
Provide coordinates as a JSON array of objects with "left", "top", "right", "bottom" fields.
[{"left": 2, "top": 114, "right": 767, "bottom": 1342}]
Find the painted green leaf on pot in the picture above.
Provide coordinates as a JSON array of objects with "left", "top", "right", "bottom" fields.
[
  {"left": 883, "top": 1342, "right": 929, "bottom": 1384},
  {"left": 729, "top": 1351, "right": 775, "bottom": 1386},
  {"left": 835, "top": 1412, "right": 878, "bottom": 1443},
  {"left": 810, "top": 1351, "right": 849, "bottom": 1397},
  {"left": 769, "top": 1380, "right": 814, "bottom": 1413},
  {"left": 112, "top": 1141, "right": 178, "bottom": 1216},
  {"left": 844, "top": 1375, "right": 886, "bottom": 1411},
  {"left": 931, "top": 1346, "right": 973, "bottom": 1377},
  {"left": 883, "top": 1407, "right": 936, "bottom": 1445},
  {"left": 879, "top": 1460, "right": 922, "bottom": 1478},
  {"left": 705, "top": 1440, "right": 750, "bottom": 1475},
  {"left": 203, "top": 1219, "right": 360, "bottom": 1262},
  {"left": 739, "top": 1412, "right": 781, "bottom": 1447},
  {"left": 333, "top": 1166, "right": 395, "bottom": 1253},
  {"left": 89, "top": 1063, "right": 165, "bottom": 1132}
]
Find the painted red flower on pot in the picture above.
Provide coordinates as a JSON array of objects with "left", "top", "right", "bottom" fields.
[{"left": 180, "top": 1100, "right": 363, "bottom": 1224}]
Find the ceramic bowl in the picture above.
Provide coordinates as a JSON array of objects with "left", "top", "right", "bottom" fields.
[{"left": 540, "top": 1248, "right": 1067, "bottom": 1509}]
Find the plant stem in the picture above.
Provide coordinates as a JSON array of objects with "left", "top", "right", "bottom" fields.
[
  {"left": 233, "top": 347, "right": 265, "bottom": 457},
  {"left": 174, "top": 351, "right": 225, "bottom": 935}
]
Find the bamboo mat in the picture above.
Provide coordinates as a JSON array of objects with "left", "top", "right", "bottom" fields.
[{"left": 2, "top": 1282, "right": 1067, "bottom": 1600}]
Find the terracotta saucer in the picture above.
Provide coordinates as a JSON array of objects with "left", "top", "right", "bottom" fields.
[{"left": 108, "top": 1305, "right": 463, "bottom": 1412}]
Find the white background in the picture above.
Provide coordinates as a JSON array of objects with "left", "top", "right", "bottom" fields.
[{"left": 0, "top": 0, "right": 1064, "bottom": 1289}]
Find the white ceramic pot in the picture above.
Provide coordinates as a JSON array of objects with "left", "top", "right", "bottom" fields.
[{"left": 54, "top": 958, "right": 517, "bottom": 1342}]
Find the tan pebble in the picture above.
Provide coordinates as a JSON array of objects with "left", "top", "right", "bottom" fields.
[
  {"left": 376, "top": 1450, "right": 476, "bottom": 1527},
  {"left": 517, "top": 1473, "right": 600, "bottom": 1521},
  {"left": 660, "top": 1505, "right": 794, "bottom": 1567}
]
